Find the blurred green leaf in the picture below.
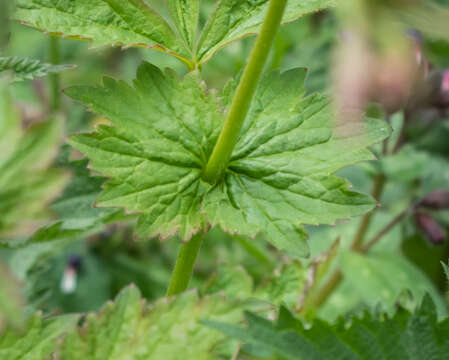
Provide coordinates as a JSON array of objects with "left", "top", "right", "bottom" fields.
[
  {"left": 0, "top": 82, "right": 21, "bottom": 161},
  {"left": 0, "top": 1, "right": 10, "bottom": 51},
  {"left": 0, "top": 56, "right": 74, "bottom": 82},
  {"left": 206, "top": 295, "right": 449, "bottom": 359},
  {"left": 255, "top": 261, "right": 306, "bottom": 308},
  {"left": 402, "top": 234, "right": 449, "bottom": 292},
  {"left": 15, "top": 0, "right": 335, "bottom": 67},
  {"left": 203, "top": 264, "right": 253, "bottom": 299},
  {"left": 0, "top": 313, "right": 78, "bottom": 360},
  {"left": 29, "top": 243, "right": 112, "bottom": 313},
  {"left": 340, "top": 251, "right": 447, "bottom": 316},
  {"left": 297, "top": 237, "right": 340, "bottom": 314},
  {"left": 398, "top": 1, "right": 449, "bottom": 42},
  {"left": 1, "top": 158, "right": 129, "bottom": 288},
  {"left": 197, "top": 0, "right": 336, "bottom": 64},
  {"left": 279, "top": 14, "right": 336, "bottom": 93},
  {"left": 60, "top": 285, "right": 243, "bottom": 360},
  {"left": 51, "top": 159, "right": 125, "bottom": 230},
  {"left": 0, "top": 84, "right": 68, "bottom": 239},
  {"left": 0, "top": 262, "right": 24, "bottom": 331},
  {"left": 379, "top": 145, "right": 431, "bottom": 182},
  {"left": 377, "top": 145, "right": 449, "bottom": 195},
  {"left": 14, "top": 0, "right": 190, "bottom": 65},
  {"left": 443, "top": 261, "right": 449, "bottom": 283}
]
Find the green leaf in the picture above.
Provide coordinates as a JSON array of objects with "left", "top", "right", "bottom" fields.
[
  {"left": 166, "top": 0, "right": 200, "bottom": 52},
  {"left": 50, "top": 159, "right": 125, "bottom": 230},
  {"left": 203, "top": 68, "right": 390, "bottom": 257},
  {"left": 0, "top": 313, "right": 78, "bottom": 360},
  {"left": 14, "top": 0, "right": 191, "bottom": 67},
  {"left": 278, "top": 13, "right": 336, "bottom": 93},
  {"left": 340, "top": 252, "right": 447, "bottom": 316},
  {"left": 67, "top": 62, "right": 221, "bottom": 240},
  {"left": 0, "top": 83, "right": 21, "bottom": 163},
  {"left": 1, "top": 159, "right": 129, "bottom": 284},
  {"left": 0, "top": 262, "right": 25, "bottom": 330},
  {"left": 0, "top": 56, "right": 74, "bottom": 82},
  {"left": 0, "top": 1, "right": 10, "bottom": 50},
  {"left": 377, "top": 145, "right": 435, "bottom": 182},
  {"left": 60, "top": 285, "right": 243, "bottom": 360},
  {"left": 206, "top": 296, "right": 449, "bottom": 360},
  {"left": 197, "top": 0, "right": 336, "bottom": 64},
  {"left": 297, "top": 238, "right": 340, "bottom": 314},
  {"left": 0, "top": 170, "right": 69, "bottom": 238},
  {"left": 399, "top": 2, "right": 449, "bottom": 41},
  {"left": 254, "top": 261, "right": 306, "bottom": 307},
  {"left": 0, "top": 85, "right": 69, "bottom": 239},
  {"left": 380, "top": 146, "right": 449, "bottom": 195},
  {"left": 15, "top": 0, "right": 335, "bottom": 67},
  {"left": 203, "top": 264, "right": 253, "bottom": 299},
  {"left": 442, "top": 261, "right": 449, "bottom": 283},
  {"left": 67, "top": 63, "right": 389, "bottom": 256}
]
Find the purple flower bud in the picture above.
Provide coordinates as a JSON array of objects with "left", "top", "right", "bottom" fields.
[
  {"left": 414, "top": 212, "right": 446, "bottom": 244},
  {"left": 418, "top": 190, "right": 449, "bottom": 210}
]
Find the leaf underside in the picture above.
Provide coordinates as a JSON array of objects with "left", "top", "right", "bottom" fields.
[
  {"left": 14, "top": 0, "right": 335, "bottom": 67},
  {"left": 68, "top": 62, "right": 390, "bottom": 257}
]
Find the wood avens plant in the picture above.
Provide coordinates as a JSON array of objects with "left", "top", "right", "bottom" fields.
[{"left": 14, "top": 0, "right": 390, "bottom": 296}]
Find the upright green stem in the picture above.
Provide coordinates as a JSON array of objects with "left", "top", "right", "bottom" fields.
[
  {"left": 49, "top": 36, "right": 61, "bottom": 111},
  {"left": 202, "top": 0, "right": 288, "bottom": 183},
  {"left": 167, "top": 0, "right": 287, "bottom": 296},
  {"left": 166, "top": 233, "right": 204, "bottom": 296}
]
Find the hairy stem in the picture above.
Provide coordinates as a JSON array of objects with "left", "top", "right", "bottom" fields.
[
  {"left": 166, "top": 233, "right": 204, "bottom": 296},
  {"left": 202, "top": 0, "right": 288, "bottom": 183},
  {"left": 49, "top": 36, "right": 61, "bottom": 111}
]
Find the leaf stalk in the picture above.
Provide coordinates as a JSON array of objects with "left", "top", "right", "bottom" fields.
[{"left": 166, "top": 232, "right": 204, "bottom": 296}]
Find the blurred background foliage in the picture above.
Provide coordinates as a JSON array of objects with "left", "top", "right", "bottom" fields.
[{"left": 0, "top": 1, "right": 449, "bottom": 353}]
